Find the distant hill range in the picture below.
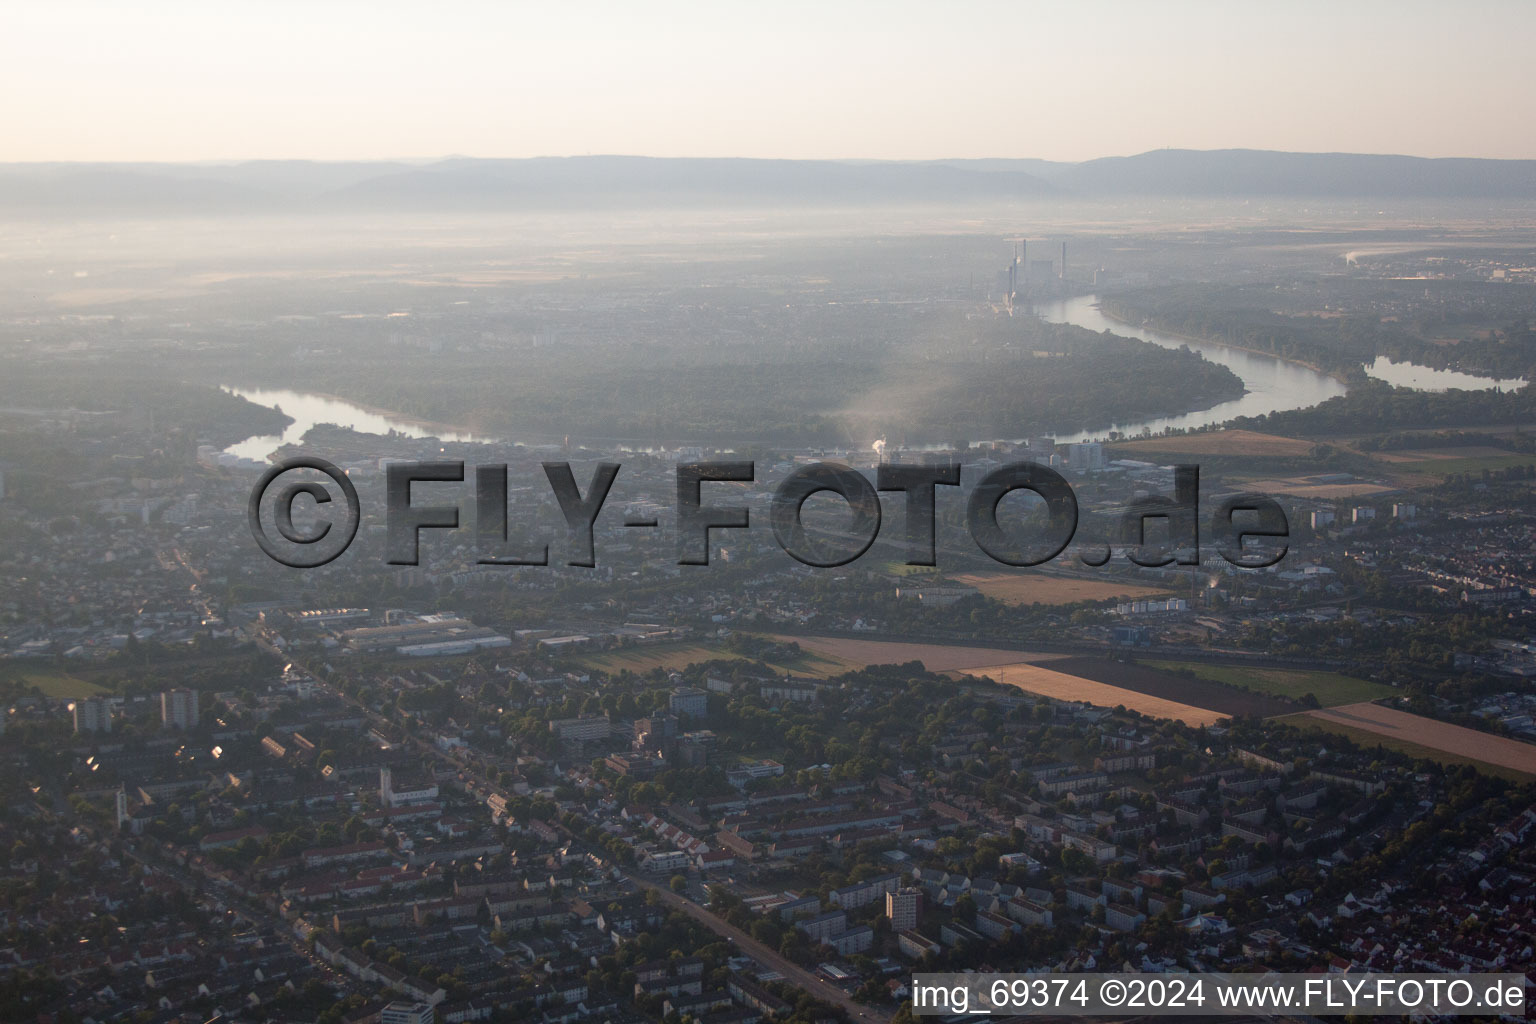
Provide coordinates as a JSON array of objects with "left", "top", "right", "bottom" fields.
[
  {"left": 952, "top": 150, "right": 1536, "bottom": 198},
  {"left": 1, "top": 150, "right": 1533, "bottom": 212}
]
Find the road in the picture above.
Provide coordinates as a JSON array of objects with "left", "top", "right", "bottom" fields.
[
  {"left": 138, "top": 834, "right": 342, "bottom": 972},
  {"left": 64, "top": 804, "right": 351, "bottom": 994},
  {"left": 260, "top": 635, "right": 891, "bottom": 1021},
  {"left": 625, "top": 870, "right": 889, "bottom": 1024}
]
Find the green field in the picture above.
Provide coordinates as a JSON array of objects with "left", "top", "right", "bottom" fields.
[
  {"left": 577, "top": 641, "right": 852, "bottom": 679},
  {"left": 1144, "top": 660, "right": 1395, "bottom": 707},
  {"left": 1384, "top": 453, "right": 1535, "bottom": 481},
  {"left": 1285, "top": 715, "right": 1536, "bottom": 783},
  {"left": 1, "top": 667, "right": 112, "bottom": 698},
  {"left": 883, "top": 562, "right": 942, "bottom": 578}
]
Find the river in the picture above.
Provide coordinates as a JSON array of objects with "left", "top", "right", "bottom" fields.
[
  {"left": 222, "top": 295, "right": 1524, "bottom": 459},
  {"left": 1035, "top": 295, "right": 1349, "bottom": 443},
  {"left": 220, "top": 387, "right": 495, "bottom": 463}
]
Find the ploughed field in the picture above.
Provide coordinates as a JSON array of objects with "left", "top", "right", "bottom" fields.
[
  {"left": 1108, "top": 428, "right": 1315, "bottom": 458},
  {"left": 784, "top": 636, "right": 1293, "bottom": 726},
  {"left": 713, "top": 635, "right": 1536, "bottom": 777},
  {"left": 770, "top": 635, "right": 1067, "bottom": 673},
  {"left": 1044, "top": 656, "right": 1297, "bottom": 718},
  {"left": 1299, "top": 702, "right": 1536, "bottom": 777},
  {"left": 948, "top": 573, "right": 1169, "bottom": 607},
  {"left": 957, "top": 661, "right": 1227, "bottom": 727}
]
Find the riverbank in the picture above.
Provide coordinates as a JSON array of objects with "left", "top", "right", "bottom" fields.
[
  {"left": 218, "top": 383, "right": 497, "bottom": 445},
  {"left": 220, "top": 292, "right": 1351, "bottom": 456},
  {"left": 1042, "top": 382, "right": 1251, "bottom": 442},
  {"left": 1035, "top": 294, "right": 1349, "bottom": 442},
  {"left": 1092, "top": 299, "right": 1356, "bottom": 387}
]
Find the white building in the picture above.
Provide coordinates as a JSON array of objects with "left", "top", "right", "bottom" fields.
[
  {"left": 826, "top": 925, "right": 874, "bottom": 956},
  {"left": 1115, "top": 597, "right": 1189, "bottom": 617},
  {"left": 668, "top": 687, "right": 708, "bottom": 720},
  {"left": 886, "top": 887, "right": 923, "bottom": 932},
  {"left": 796, "top": 910, "right": 848, "bottom": 943},
  {"left": 831, "top": 873, "right": 902, "bottom": 909},
  {"left": 72, "top": 698, "right": 111, "bottom": 734},
  {"left": 380, "top": 767, "right": 440, "bottom": 808},
  {"left": 548, "top": 716, "right": 610, "bottom": 743},
  {"left": 1068, "top": 442, "right": 1105, "bottom": 473},
  {"left": 641, "top": 849, "right": 690, "bottom": 874},
  {"left": 380, "top": 1003, "right": 436, "bottom": 1024},
  {"left": 161, "top": 689, "right": 199, "bottom": 730}
]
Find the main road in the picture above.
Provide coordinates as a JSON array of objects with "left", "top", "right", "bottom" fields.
[{"left": 622, "top": 869, "right": 890, "bottom": 1024}]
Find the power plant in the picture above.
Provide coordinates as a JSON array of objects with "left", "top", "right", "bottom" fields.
[{"left": 998, "top": 236, "right": 1069, "bottom": 309}]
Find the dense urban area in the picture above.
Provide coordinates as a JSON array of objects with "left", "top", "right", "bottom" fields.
[{"left": 2, "top": 184, "right": 1536, "bottom": 1024}]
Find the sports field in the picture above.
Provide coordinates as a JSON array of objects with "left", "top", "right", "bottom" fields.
[{"left": 1, "top": 668, "right": 111, "bottom": 698}]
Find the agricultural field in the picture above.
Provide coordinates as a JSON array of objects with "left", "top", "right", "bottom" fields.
[
  {"left": 949, "top": 573, "right": 1168, "bottom": 607},
  {"left": 1370, "top": 445, "right": 1517, "bottom": 464},
  {"left": 775, "top": 635, "right": 1067, "bottom": 673},
  {"left": 577, "top": 641, "right": 852, "bottom": 679},
  {"left": 1295, "top": 702, "right": 1536, "bottom": 779},
  {"left": 1239, "top": 475, "right": 1397, "bottom": 499},
  {"left": 1109, "top": 428, "right": 1314, "bottom": 458},
  {"left": 1143, "top": 660, "right": 1394, "bottom": 707},
  {"left": 781, "top": 637, "right": 1302, "bottom": 724},
  {"left": 882, "top": 562, "right": 942, "bottom": 578},
  {"left": 1368, "top": 447, "right": 1534, "bottom": 485},
  {"left": 1047, "top": 657, "right": 1296, "bottom": 718},
  {"left": 958, "top": 661, "right": 1226, "bottom": 727}
]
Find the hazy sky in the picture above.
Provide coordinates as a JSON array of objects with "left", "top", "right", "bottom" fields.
[{"left": 4, "top": 0, "right": 1534, "bottom": 163}]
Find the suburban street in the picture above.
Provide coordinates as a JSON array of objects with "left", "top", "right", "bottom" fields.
[{"left": 625, "top": 870, "right": 890, "bottom": 1024}]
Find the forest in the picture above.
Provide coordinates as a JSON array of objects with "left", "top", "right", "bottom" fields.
[{"left": 190, "top": 311, "right": 1245, "bottom": 446}]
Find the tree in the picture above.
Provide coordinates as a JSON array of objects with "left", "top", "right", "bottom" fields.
[
  {"left": 953, "top": 893, "right": 977, "bottom": 921},
  {"left": 669, "top": 874, "right": 688, "bottom": 893}
]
